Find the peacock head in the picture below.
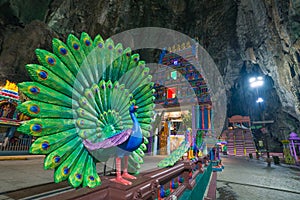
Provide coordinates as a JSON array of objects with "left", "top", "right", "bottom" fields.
[{"left": 129, "top": 104, "right": 138, "bottom": 113}]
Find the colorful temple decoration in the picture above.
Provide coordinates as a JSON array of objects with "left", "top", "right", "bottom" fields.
[
  {"left": 0, "top": 80, "right": 24, "bottom": 149},
  {"left": 0, "top": 80, "right": 21, "bottom": 126},
  {"left": 152, "top": 43, "right": 211, "bottom": 107},
  {"left": 192, "top": 105, "right": 216, "bottom": 159},
  {"left": 0, "top": 80, "right": 19, "bottom": 100},
  {"left": 194, "top": 105, "right": 212, "bottom": 130},
  {"left": 153, "top": 42, "right": 217, "bottom": 166}
]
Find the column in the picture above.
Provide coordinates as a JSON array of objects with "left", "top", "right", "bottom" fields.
[
  {"left": 192, "top": 106, "right": 196, "bottom": 136},
  {"left": 208, "top": 106, "right": 211, "bottom": 130},
  {"left": 291, "top": 140, "right": 298, "bottom": 161},
  {"left": 201, "top": 106, "right": 205, "bottom": 129},
  {"left": 167, "top": 121, "right": 171, "bottom": 155},
  {"left": 153, "top": 128, "right": 158, "bottom": 156}
]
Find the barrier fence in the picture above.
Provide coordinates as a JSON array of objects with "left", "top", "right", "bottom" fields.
[
  {"left": 38, "top": 158, "right": 214, "bottom": 200},
  {"left": 0, "top": 136, "right": 32, "bottom": 153}
]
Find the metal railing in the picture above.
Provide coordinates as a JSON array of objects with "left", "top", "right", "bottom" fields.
[{"left": 0, "top": 136, "right": 32, "bottom": 153}]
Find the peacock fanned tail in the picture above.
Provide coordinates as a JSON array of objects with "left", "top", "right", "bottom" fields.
[
  {"left": 17, "top": 32, "right": 155, "bottom": 188},
  {"left": 157, "top": 141, "right": 189, "bottom": 168}
]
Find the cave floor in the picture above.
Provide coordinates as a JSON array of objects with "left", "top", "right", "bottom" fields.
[{"left": 216, "top": 155, "right": 300, "bottom": 200}]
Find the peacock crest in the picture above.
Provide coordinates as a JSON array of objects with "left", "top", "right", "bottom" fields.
[{"left": 17, "top": 32, "right": 155, "bottom": 188}]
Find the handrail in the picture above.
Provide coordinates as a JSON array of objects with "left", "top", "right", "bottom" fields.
[{"left": 40, "top": 158, "right": 213, "bottom": 200}]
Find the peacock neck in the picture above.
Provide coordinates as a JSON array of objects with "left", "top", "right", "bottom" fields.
[{"left": 130, "top": 112, "right": 139, "bottom": 133}]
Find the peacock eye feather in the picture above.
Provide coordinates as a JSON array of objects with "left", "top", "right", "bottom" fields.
[
  {"left": 41, "top": 142, "right": 50, "bottom": 150},
  {"left": 29, "top": 105, "right": 40, "bottom": 114},
  {"left": 118, "top": 49, "right": 122, "bottom": 54},
  {"left": 89, "top": 176, "right": 95, "bottom": 181},
  {"left": 76, "top": 173, "right": 82, "bottom": 179},
  {"left": 63, "top": 167, "right": 69, "bottom": 175},
  {"left": 98, "top": 43, "right": 103, "bottom": 48},
  {"left": 73, "top": 43, "right": 80, "bottom": 50},
  {"left": 87, "top": 92, "right": 92, "bottom": 98},
  {"left": 79, "top": 120, "right": 84, "bottom": 126},
  {"left": 46, "top": 56, "right": 56, "bottom": 65},
  {"left": 126, "top": 52, "right": 131, "bottom": 57},
  {"left": 59, "top": 47, "right": 68, "bottom": 55},
  {"left": 80, "top": 98, "right": 87, "bottom": 105},
  {"left": 29, "top": 86, "right": 40, "bottom": 94},
  {"left": 30, "top": 124, "right": 42, "bottom": 132},
  {"left": 84, "top": 39, "right": 91, "bottom": 46},
  {"left": 38, "top": 70, "right": 48, "bottom": 80},
  {"left": 108, "top": 45, "right": 113, "bottom": 50},
  {"left": 83, "top": 130, "right": 87, "bottom": 137},
  {"left": 53, "top": 156, "right": 61, "bottom": 163}
]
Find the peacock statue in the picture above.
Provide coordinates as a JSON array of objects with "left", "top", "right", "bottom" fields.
[{"left": 16, "top": 32, "right": 155, "bottom": 188}]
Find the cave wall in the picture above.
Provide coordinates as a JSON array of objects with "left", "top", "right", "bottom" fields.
[
  {"left": 233, "top": 0, "right": 300, "bottom": 137},
  {"left": 0, "top": 0, "right": 299, "bottom": 142}
]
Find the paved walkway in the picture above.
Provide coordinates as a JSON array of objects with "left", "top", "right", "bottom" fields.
[
  {"left": 217, "top": 156, "right": 300, "bottom": 200},
  {"left": 1, "top": 155, "right": 300, "bottom": 199},
  {"left": 0, "top": 155, "right": 45, "bottom": 161},
  {"left": 0, "top": 155, "right": 166, "bottom": 194}
]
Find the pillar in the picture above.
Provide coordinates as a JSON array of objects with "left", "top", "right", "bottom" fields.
[
  {"left": 291, "top": 140, "right": 298, "bottom": 162},
  {"left": 208, "top": 106, "right": 211, "bottom": 130},
  {"left": 201, "top": 106, "right": 205, "bottom": 129},
  {"left": 153, "top": 128, "right": 158, "bottom": 156},
  {"left": 167, "top": 121, "right": 171, "bottom": 155}
]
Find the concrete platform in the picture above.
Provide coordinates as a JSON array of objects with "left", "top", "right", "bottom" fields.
[{"left": 0, "top": 155, "right": 166, "bottom": 194}]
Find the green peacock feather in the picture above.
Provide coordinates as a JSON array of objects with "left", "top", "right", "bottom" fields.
[
  {"left": 157, "top": 141, "right": 189, "bottom": 168},
  {"left": 17, "top": 32, "right": 155, "bottom": 188}
]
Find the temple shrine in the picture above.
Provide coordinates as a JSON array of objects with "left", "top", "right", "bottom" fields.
[
  {"left": 0, "top": 80, "right": 29, "bottom": 152},
  {"left": 150, "top": 42, "right": 215, "bottom": 158}
]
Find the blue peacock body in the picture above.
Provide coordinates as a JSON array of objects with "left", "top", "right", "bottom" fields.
[{"left": 17, "top": 32, "right": 155, "bottom": 188}]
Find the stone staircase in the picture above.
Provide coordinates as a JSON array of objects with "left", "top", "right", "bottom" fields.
[
  {"left": 222, "top": 129, "right": 256, "bottom": 156},
  {"left": 243, "top": 130, "right": 256, "bottom": 155},
  {"left": 234, "top": 132, "right": 245, "bottom": 156},
  {"left": 226, "top": 132, "right": 235, "bottom": 155}
]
